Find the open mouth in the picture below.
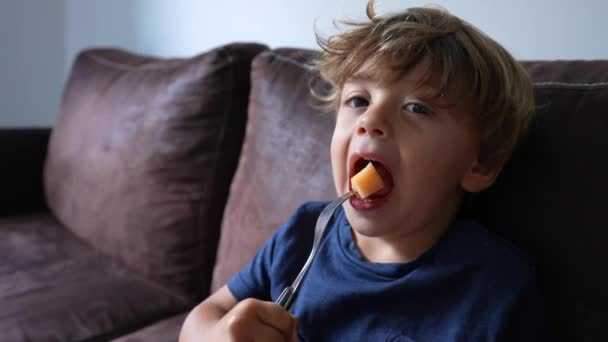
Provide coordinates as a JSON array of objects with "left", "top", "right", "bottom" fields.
[{"left": 349, "top": 155, "right": 394, "bottom": 210}]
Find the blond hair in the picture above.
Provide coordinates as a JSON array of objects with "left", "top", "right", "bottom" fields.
[{"left": 315, "top": 0, "right": 534, "bottom": 167}]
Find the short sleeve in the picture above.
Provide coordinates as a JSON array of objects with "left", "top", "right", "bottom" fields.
[
  {"left": 226, "top": 230, "right": 277, "bottom": 302},
  {"left": 226, "top": 202, "right": 324, "bottom": 302}
]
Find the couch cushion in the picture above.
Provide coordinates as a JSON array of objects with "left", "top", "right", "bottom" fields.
[
  {"left": 0, "top": 214, "right": 187, "bottom": 342},
  {"left": 474, "top": 61, "right": 608, "bottom": 341},
  {"left": 111, "top": 312, "right": 188, "bottom": 342},
  {"left": 211, "top": 49, "right": 336, "bottom": 291},
  {"left": 44, "top": 43, "right": 267, "bottom": 302}
]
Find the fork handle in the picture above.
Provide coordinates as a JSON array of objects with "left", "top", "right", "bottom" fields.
[{"left": 276, "top": 286, "right": 296, "bottom": 310}]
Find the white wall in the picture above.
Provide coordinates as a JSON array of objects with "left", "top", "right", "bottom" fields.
[
  {"left": 64, "top": 0, "right": 138, "bottom": 76},
  {"left": 0, "top": 1, "right": 64, "bottom": 127},
  {"left": 2, "top": 0, "right": 608, "bottom": 126},
  {"left": 66, "top": 0, "right": 608, "bottom": 61},
  {"left": 398, "top": 0, "right": 608, "bottom": 61}
]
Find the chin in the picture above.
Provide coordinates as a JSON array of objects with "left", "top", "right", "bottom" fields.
[{"left": 343, "top": 204, "right": 390, "bottom": 237}]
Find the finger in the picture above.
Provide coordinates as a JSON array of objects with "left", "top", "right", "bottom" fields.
[
  {"left": 253, "top": 323, "right": 287, "bottom": 342},
  {"left": 225, "top": 309, "right": 289, "bottom": 342},
  {"left": 223, "top": 311, "right": 256, "bottom": 342},
  {"left": 253, "top": 301, "right": 297, "bottom": 340},
  {"left": 291, "top": 317, "right": 299, "bottom": 342}
]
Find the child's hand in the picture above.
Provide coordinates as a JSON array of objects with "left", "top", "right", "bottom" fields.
[{"left": 208, "top": 298, "right": 298, "bottom": 341}]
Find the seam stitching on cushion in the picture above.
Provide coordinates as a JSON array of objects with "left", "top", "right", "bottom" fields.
[
  {"left": 266, "top": 50, "right": 312, "bottom": 69},
  {"left": 202, "top": 47, "right": 235, "bottom": 298},
  {"left": 83, "top": 51, "right": 181, "bottom": 71},
  {"left": 126, "top": 269, "right": 191, "bottom": 303},
  {"left": 534, "top": 81, "right": 608, "bottom": 89}
]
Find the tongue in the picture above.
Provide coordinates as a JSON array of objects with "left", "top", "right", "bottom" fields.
[{"left": 370, "top": 162, "right": 393, "bottom": 197}]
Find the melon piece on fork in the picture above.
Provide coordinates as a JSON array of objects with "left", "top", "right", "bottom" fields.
[{"left": 350, "top": 162, "right": 385, "bottom": 199}]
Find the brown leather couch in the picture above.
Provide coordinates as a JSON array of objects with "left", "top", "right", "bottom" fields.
[{"left": 1, "top": 42, "right": 607, "bottom": 341}]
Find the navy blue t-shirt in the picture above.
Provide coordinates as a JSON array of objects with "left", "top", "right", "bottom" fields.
[{"left": 228, "top": 202, "right": 550, "bottom": 341}]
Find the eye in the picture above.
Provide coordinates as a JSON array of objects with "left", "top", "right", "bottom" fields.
[
  {"left": 346, "top": 96, "right": 369, "bottom": 108},
  {"left": 404, "top": 102, "right": 430, "bottom": 115}
]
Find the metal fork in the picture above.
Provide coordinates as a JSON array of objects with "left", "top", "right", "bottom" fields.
[{"left": 275, "top": 190, "right": 356, "bottom": 310}]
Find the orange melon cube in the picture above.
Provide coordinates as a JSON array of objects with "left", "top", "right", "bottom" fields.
[{"left": 351, "top": 162, "right": 384, "bottom": 199}]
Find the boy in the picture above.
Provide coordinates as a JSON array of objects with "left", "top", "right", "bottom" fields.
[{"left": 180, "top": 1, "right": 550, "bottom": 340}]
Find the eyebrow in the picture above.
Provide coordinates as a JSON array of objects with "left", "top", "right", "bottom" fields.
[
  {"left": 347, "top": 72, "right": 441, "bottom": 96},
  {"left": 348, "top": 71, "right": 376, "bottom": 82}
]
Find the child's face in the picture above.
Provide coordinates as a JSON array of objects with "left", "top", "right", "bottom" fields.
[{"left": 331, "top": 61, "right": 496, "bottom": 245}]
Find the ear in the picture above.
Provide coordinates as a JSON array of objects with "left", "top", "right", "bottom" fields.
[{"left": 460, "top": 157, "right": 504, "bottom": 193}]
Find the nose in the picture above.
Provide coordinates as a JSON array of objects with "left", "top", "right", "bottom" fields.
[{"left": 356, "top": 106, "right": 391, "bottom": 138}]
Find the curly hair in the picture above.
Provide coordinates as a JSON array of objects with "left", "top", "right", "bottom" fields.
[{"left": 315, "top": 0, "right": 535, "bottom": 167}]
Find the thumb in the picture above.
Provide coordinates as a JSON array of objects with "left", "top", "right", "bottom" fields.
[{"left": 291, "top": 316, "right": 299, "bottom": 342}]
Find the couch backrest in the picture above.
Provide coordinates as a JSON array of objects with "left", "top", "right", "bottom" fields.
[
  {"left": 475, "top": 61, "right": 608, "bottom": 341},
  {"left": 213, "top": 48, "right": 608, "bottom": 341},
  {"left": 212, "top": 48, "right": 337, "bottom": 291},
  {"left": 44, "top": 43, "right": 267, "bottom": 302}
]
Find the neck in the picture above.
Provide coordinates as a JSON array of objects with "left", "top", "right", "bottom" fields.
[{"left": 352, "top": 197, "right": 462, "bottom": 264}]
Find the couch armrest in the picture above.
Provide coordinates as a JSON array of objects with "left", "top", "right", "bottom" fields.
[{"left": 0, "top": 128, "right": 51, "bottom": 216}]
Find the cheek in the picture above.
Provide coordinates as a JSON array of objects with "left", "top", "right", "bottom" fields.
[
  {"left": 330, "top": 126, "right": 349, "bottom": 191},
  {"left": 406, "top": 130, "right": 478, "bottom": 182},
  {"left": 438, "top": 149, "right": 473, "bottom": 179},
  {"left": 442, "top": 131, "right": 480, "bottom": 173}
]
